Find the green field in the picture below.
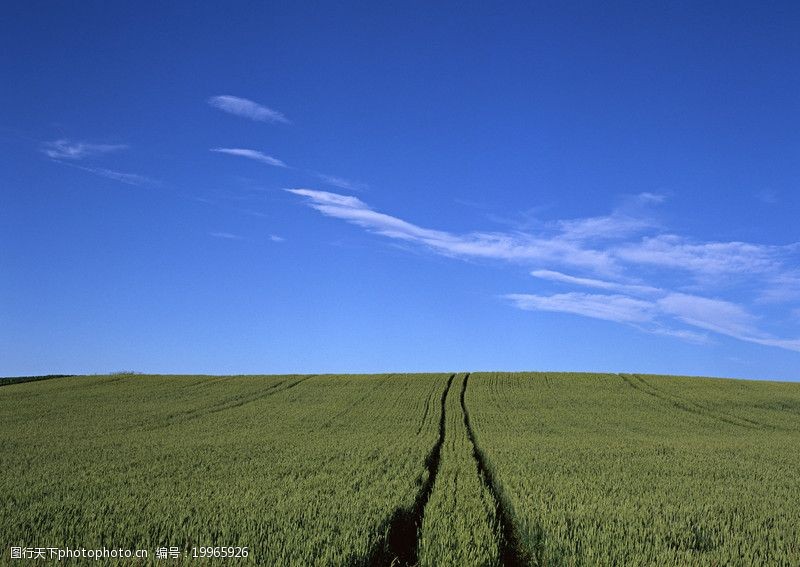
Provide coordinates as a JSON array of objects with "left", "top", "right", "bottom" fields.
[{"left": 2, "top": 372, "right": 799, "bottom": 565}]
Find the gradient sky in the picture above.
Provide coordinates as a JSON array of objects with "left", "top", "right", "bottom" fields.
[{"left": 2, "top": 2, "right": 799, "bottom": 380}]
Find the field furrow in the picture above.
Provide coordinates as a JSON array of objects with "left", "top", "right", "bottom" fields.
[
  {"left": 0, "top": 373, "right": 451, "bottom": 566},
  {"left": 365, "top": 373, "right": 455, "bottom": 566},
  {"left": 467, "top": 372, "right": 800, "bottom": 565},
  {"left": 415, "top": 377, "right": 443, "bottom": 437},
  {"left": 418, "top": 374, "right": 500, "bottom": 566},
  {"left": 620, "top": 373, "right": 764, "bottom": 429},
  {"left": 460, "top": 373, "right": 525, "bottom": 566},
  {"left": 3, "top": 372, "right": 799, "bottom": 565}
]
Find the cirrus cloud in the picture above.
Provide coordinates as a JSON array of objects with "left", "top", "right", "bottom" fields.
[
  {"left": 41, "top": 139, "right": 127, "bottom": 160},
  {"left": 287, "top": 188, "right": 800, "bottom": 353},
  {"left": 208, "top": 95, "right": 289, "bottom": 124},
  {"left": 210, "top": 148, "right": 287, "bottom": 168}
]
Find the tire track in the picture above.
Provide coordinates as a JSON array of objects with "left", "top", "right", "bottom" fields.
[
  {"left": 638, "top": 374, "right": 767, "bottom": 428},
  {"left": 363, "top": 373, "right": 455, "bottom": 567},
  {"left": 323, "top": 390, "right": 377, "bottom": 429},
  {"left": 634, "top": 374, "right": 765, "bottom": 428},
  {"left": 202, "top": 375, "right": 313, "bottom": 416},
  {"left": 179, "top": 375, "right": 231, "bottom": 390},
  {"left": 151, "top": 376, "right": 314, "bottom": 429},
  {"left": 460, "top": 373, "right": 526, "bottom": 567},
  {"left": 619, "top": 374, "right": 764, "bottom": 429},
  {"left": 415, "top": 377, "right": 441, "bottom": 436}
]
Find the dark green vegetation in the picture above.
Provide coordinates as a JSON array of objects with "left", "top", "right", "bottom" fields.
[
  {"left": 0, "top": 374, "right": 74, "bottom": 387},
  {"left": 468, "top": 373, "right": 800, "bottom": 566},
  {"left": 417, "top": 374, "right": 499, "bottom": 566},
  {"left": 2, "top": 372, "right": 799, "bottom": 565}
]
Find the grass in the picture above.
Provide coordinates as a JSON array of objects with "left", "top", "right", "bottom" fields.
[
  {"left": 1, "top": 371, "right": 799, "bottom": 565},
  {"left": 417, "top": 374, "right": 499, "bottom": 566},
  {"left": 0, "top": 373, "right": 448, "bottom": 565},
  {"left": 467, "top": 372, "right": 800, "bottom": 565}
]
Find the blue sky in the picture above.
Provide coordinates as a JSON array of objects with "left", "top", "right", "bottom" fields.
[{"left": 2, "top": 2, "right": 799, "bottom": 380}]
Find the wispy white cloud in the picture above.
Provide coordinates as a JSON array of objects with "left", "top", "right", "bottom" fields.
[
  {"left": 285, "top": 188, "right": 617, "bottom": 273},
  {"left": 647, "top": 326, "right": 709, "bottom": 345},
  {"left": 548, "top": 191, "right": 664, "bottom": 242},
  {"left": 634, "top": 192, "right": 667, "bottom": 205},
  {"left": 210, "top": 232, "right": 242, "bottom": 240},
  {"left": 554, "top": 213, "right": 654, "bottom": 242},
  {"left": 237, "top": 208, "right": 269, "bottom": 219},
  {"left": 287, "top": 188, "right": 800, "bottom": 353},
  {"left": 317, "top": 174, "right": 367, "bottom": 192},
  {"left": 208, "top": 95, "right": 289, "bottom": 124},
  {"left": 210, "top": 148, "right": 287, "bottom": 168},
  {"left": 41, "top": 139, "right": 127, "bottom": 160},
  {"left": 530, "top": 269, "right": 660, "bottom": 296},
  {"left": 756, "top": 272, "right": 800, "bottom": 304},
  {"left": 61, "top": 163, "right": 156, "bottom": 186},
  {"left": 210, "top": 231, "right": 283, "bottom": 243},
  {"left": 287, "top": 189, "right": 365, "bottom": 208},
  {"left": 506, "top": 292, "right": 655, "bottom": 323},
  {"left": 83, "top": 167, "right": 154, "bottom": 186},
  {"left": 657, "top": 293, "right": 759, "bottom": 338},
  {"left": 656, "top": 293, "right": 800, "bottom": 352},
  {"left": 747, "top": 336, "right": 800, "bottom": 351},
  {"left": 756, "top": 189, "right": 779, "bottom": 205},
  {"left": 40, "top": 139, "right": 154, "bottom": 185},
  {"left": 505, "top": 290, "right": 799, "bottom": 351},
  {"left": 614, "top": 235, "right": 794, "bottom": 277}
]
